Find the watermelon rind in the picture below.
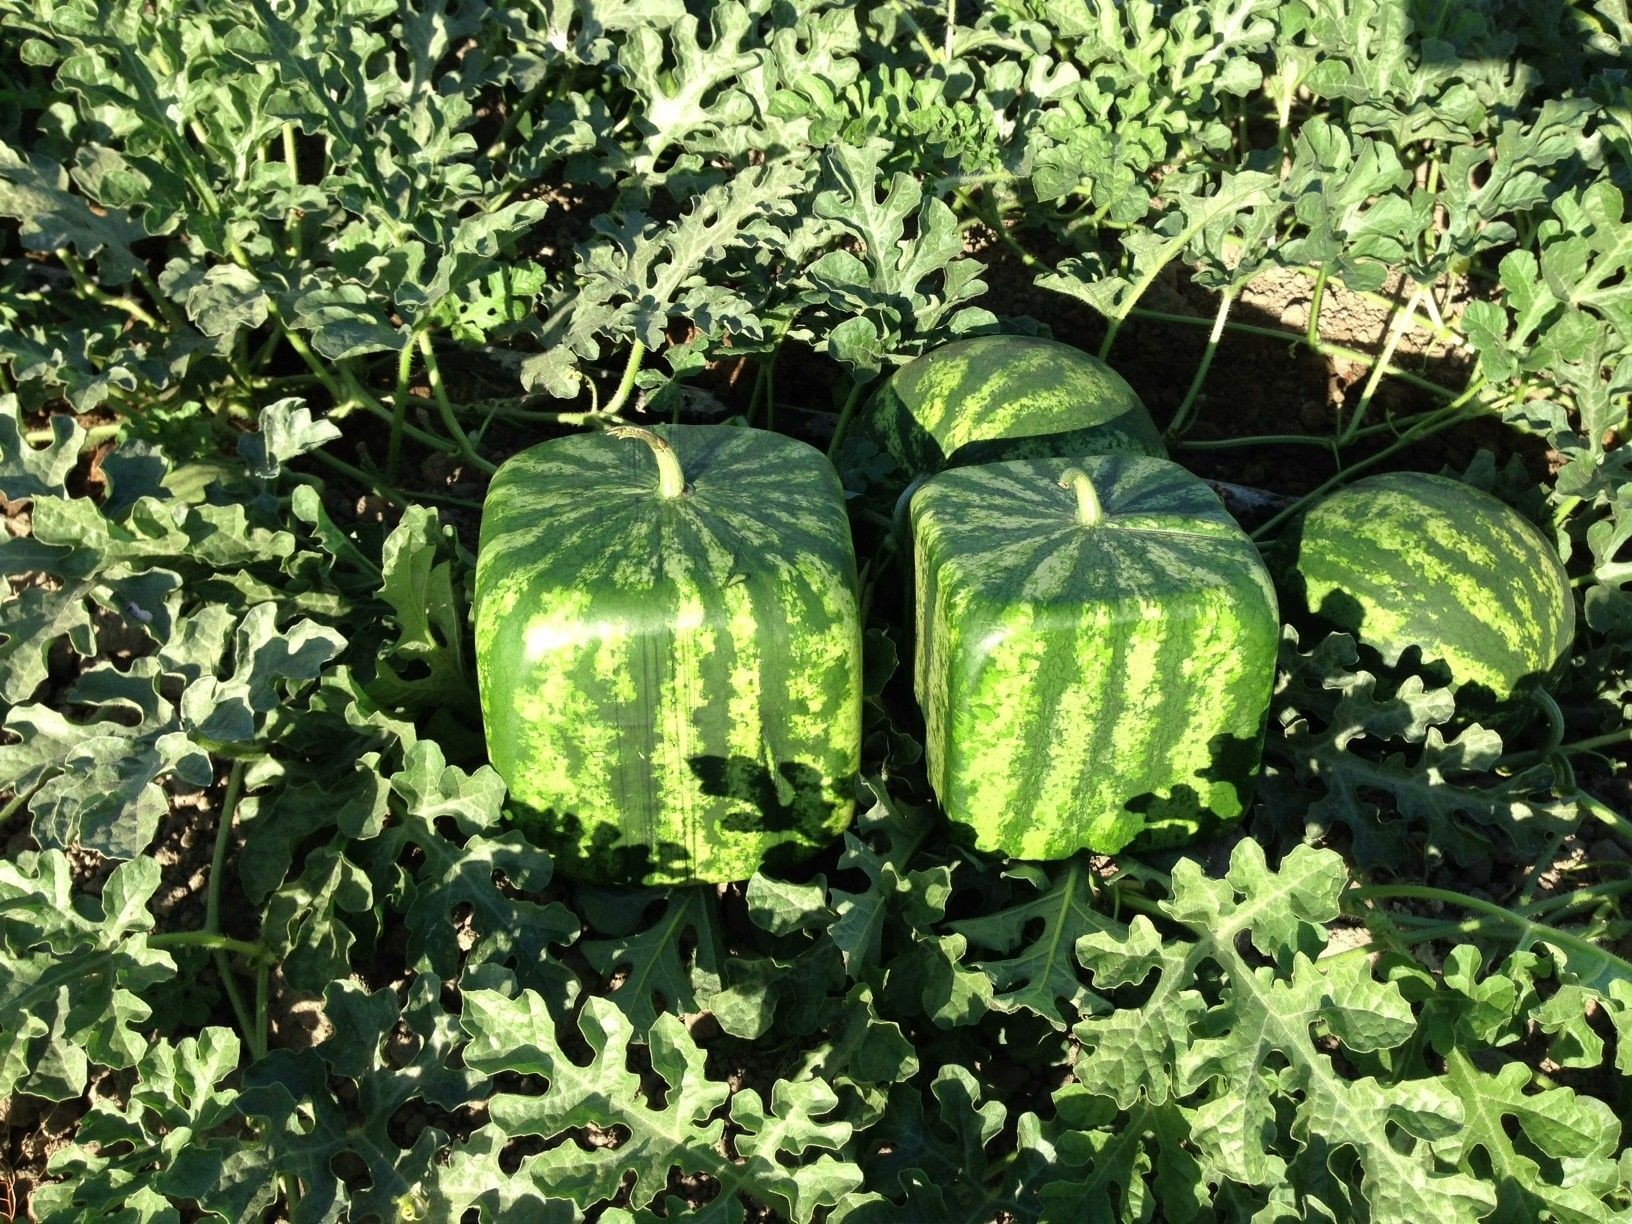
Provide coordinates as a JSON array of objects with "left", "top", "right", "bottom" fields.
[
  {"left": 474, "top": 425, "right": 863, "bottom": 885},
  {"left": 1284, "top": 471, "right": 1574, "bottom": 709},
  {"left": 911, "top": 453, "right": 1280, "bottom": 859},
  {"left": 854, "top": 334, "right": 1166, "bottom": 503}
]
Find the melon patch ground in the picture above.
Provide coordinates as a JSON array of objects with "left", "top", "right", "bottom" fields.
[{"left": 2, "top": 3, "right": 1630, "bottom": 1220}]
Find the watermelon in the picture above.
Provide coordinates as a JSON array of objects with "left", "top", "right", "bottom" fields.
[
  {"left": 911, "top": 454, "right": 1279, "bottom": 859},
  {"left": 852, "top": 335, "right": 1166, "bottom": 503},
  {"left": 1285, "top": 471, "right": 1574, "bottom": 708},
  {"left": 473, "top": 425, "right": 863, "bottom": 885}
]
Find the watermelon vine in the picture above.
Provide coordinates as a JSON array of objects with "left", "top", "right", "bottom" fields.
[{"left": 1, "top": 1, "right": 1629, "bottom": 1219}]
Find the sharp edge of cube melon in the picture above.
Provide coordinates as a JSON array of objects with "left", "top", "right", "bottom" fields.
[
  {"left": 474, "top": 424, "right": 864, "bottom": 885},
  {"left": 912, "top": 455, "right": 1280, "bottom": 859}
]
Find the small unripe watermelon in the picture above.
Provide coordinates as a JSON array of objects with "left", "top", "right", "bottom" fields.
[
  {"left": 852, "top": 335, "right": 1165, "bottom": 503},
  {"left": 1285, "top": 472, "right": 1574, "bottom": 707}
]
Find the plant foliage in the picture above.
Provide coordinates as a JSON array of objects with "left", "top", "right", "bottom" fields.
[{"left": 1, "top": 0, "right": 1630, "bottom": 1220}]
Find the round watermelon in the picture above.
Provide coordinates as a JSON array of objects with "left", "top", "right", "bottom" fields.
[
  {"left": 852, "top": 335, "right": 1166, "bottom": 504},
  {"left": 1285, "top": 472, "right": 1574, "bottom": 708}
]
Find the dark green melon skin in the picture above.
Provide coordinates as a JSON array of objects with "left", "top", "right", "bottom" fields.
[
  {"left": 474, "top": 426, "right": 863, "bottom": 886},
  {"left": 912, "top": 454, "right": 1279, "bottom": 859},
  {"left": 854, "top": 335, "right": 1166, "bottom": 504},
  {"left": 1285, "top": 471, "right": 1574, "bottom": 711}
]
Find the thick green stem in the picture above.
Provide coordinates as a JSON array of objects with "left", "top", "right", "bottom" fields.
[
  {"left": 0, "top": 775, "right": 52, "bottom": 826},
  {"left": 748, "top": 320, "right": 793, "bottom": 430},
  {"left": 280, "top": 123, "right": 303, "bottom": 256},
  {"left": 302, "top": 449, "right": 407, "bottom": 509},
  {"left": 204, "top": 763, "right": 244, "bottom": 938},
  {"left": 1576, "top": 790, "right": 1632, "bottom": 851},
  {"left": 1322, "top": 878, "right": 1632, "bottom": 962},
  {"left": 964, "top": 189, "right": 1048, "bottom": 274},
  {"left": 486, "top": 77, "right": 549, "bottom": 161},
  {"left": 1173, "top": 412, "right": 1443, "bottom": 451},
  {"left": 1128, "top": 307, "right": 1459, "bottom": 402},
  {"left": 1106, "top": 885, "right": 1169, "bottom": 927},
  {"left": 130, "top": 264, "right": 190, "bottom": 333},
  {"left": 1166, "top": 286, "right": 1236, "bottom": 438},
  {"left": 1340, "top": 285, "right": 1425, "bottom": 445},
  {"left": 1059, "top": 467, "right": 1104, "bottom": 526},
  {"left": 1534, "top": 689, "right": 1567, "bottom": 757},
  {"left": 1097, "top": 317, "right": 1124, "bottom": 361},
  {"left": 247, "top": 327, "right": 283, "bottom": 375},
  {"left": 1519, "top": 829, "right": 1569, "bottom": 907},
  {"left": 418, "top": 332, "right": 497, "bottom": 475},
  {"left": 256, "top": 961, "right": 271, "bottom": 1060},
  {"left": 1393, "top": 878, "right": 1632, "bottom": 930},
  {"left": 256, "top": 374, "right": 323, "bottom": 390},
  {"left": 979, "top": 206, "right": 1468, "bottom": 363},
  {"left": 299, "top": 450, "right": 485, "bottom": 511},
  {"left": 1098, "top": 195, "right": 1256, "bottom": 359},
  {"left": 1554, "top": 494, "right": 1583, "bottom": 529},
  {"left": 1524, "top": 878, "right": 1632, "bottom": 917},
  {"left": 1549, "top": 726, "right": 1632, "bottom": 760},
  {"left": 1306, "top": 264, "right": 1328, "bottom": 348},
  {"left": 228, "top": 245, "right": 445, "bottom": 449},
  {"left": 455, "top": 399, "right": 626, "bottom": 428},
  {"left": 1175, "top": 434, "right": 1338, "bottom": 453},
  {"left": 387, "top": 339, "right": 416, "bottom": 484},
  {"left": 263, "top": 302, "right": 346, "bottom": 401},
  {"left": 205, "top": 762, "right": 257, "bottom": 1049},
  {"left": 1345, "top": 883, "right": 1632, "bottom": 980},
  {"left": 24, "top": 421, "right": 124, "bottom": 449},
  {"left": 746, "top": 362, "right": 770, "bottom": 427},
  {"left": 892, "top": 2, "right": 943, "bottom": 60},
  {"left": 764, "top": 345, "right": 780, "bottom": 431},
  {"left": 1249, "top": 382, "right": 1488, "bottom": 542},
  {"left": 228, "top": 333, "right": 255, "bottom": 411},
  {"left": 826, "top": 381, "right": 867, "bottom": 460},
  {"left": 57, "top": 248, "right": 159, "bottom": 327},
  {"left": 281, "top": 122, "right": 299, "bottom": 176},
  {"left": 343, "top": 392, "right": 461, "bottom": 456},
  {"left": 602, "top": 341, "right": 646, "bottom": 417},
  {"left": 609, "top": 426, "right": 686, "bottom": 497},
  {"left": 148, "top": 931, "right": 269, "bottom": 959}
]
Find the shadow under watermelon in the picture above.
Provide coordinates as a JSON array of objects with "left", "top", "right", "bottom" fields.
[
  {"left": 505, "top": 755, "right": 858, "bottom": 883},
  {"left": 687, "top": 753, "right": 860, "bottom": 873}
]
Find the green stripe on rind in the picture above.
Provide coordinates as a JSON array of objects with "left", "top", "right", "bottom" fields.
[
  {"left": 856, "top": 336, "right": 1166, "bottom": 501},
  {"left": 912, "top": 454, "right": 1279, "bottom": 859},
  {"left": 1288, "top": 472, "right": 1574, "bottom": 706},
  {"left": 475, "top": 426, "right": 862, "bottom": 886}
]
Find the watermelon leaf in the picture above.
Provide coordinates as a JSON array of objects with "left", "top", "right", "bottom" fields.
[
  {"left": 797, "top": 141, "right": 996, "bottom": 374},
  {"left": 1267, "top": 631, "right": 1578, "bottom": 872},
  {"left": 0, "top": 393, "right": 85, "bottom": 501},
  {"left": 0, "top": 854, "right": 174, "bottom": 1102},
  {"left": 1076, "top": 842, "right": 1496, "bottom": 1220},
  {"left": 31, "top": 1028, "right": 278, "bottom": 1222},
  {"left": 456, "top": 992, "right": 863, "bottom": 1219},
  {"left": 949, "top": 858, "right": 1122, "bottom": 1029},
  {"left": 579, "top": 886, "right": 725, "bottom": 1031},
  {"left": 238, "top": 974, "right": 482, "bottom": 1223}
]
